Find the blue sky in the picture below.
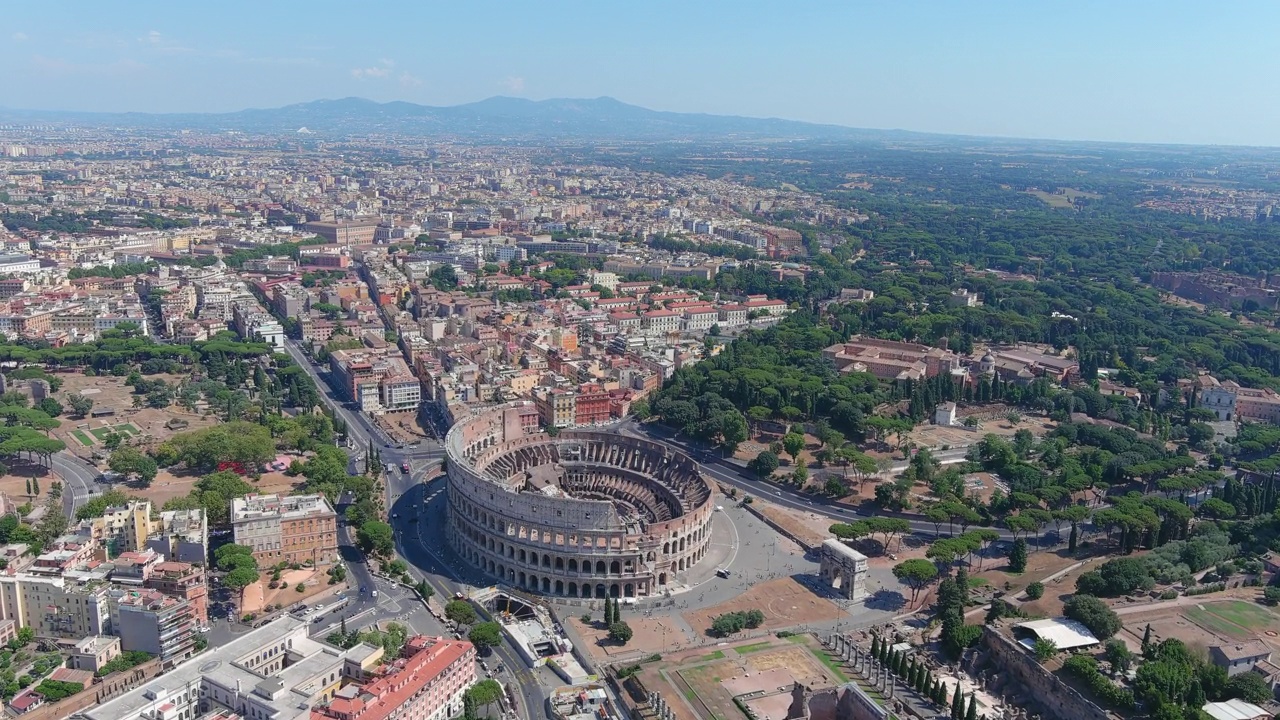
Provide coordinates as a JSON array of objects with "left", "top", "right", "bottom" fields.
[{"left": 4, "top": 1, "right": 1278, "bottom": 145}]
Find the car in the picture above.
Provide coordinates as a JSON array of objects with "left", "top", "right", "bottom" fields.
[{"left": 312, "top": 616, "right": 325, "bottom": 624}]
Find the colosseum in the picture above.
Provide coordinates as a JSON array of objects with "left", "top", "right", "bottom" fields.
[{"left": 445, "top": 402, "right": 716, "bottom": 599}]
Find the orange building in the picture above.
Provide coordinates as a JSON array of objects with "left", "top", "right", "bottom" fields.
[{"left": 311, "top": 636, "right": 477, "bottom": 720}]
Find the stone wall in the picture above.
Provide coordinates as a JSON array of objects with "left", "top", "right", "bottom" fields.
[
  {"left": 25, "top": 656, "right": 163, "bottom": 720},
  {"left": 980, "top": 626, "right": 1116, "bottom": 720}
]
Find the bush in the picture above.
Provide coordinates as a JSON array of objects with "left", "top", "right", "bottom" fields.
[
  {"left": 1063, "top": 594, "right": 1122, "bottom": 639},
  {"left": 709, "top": 609, "right": 765, "bottom": 637},
  {"left": 1186, "top": 582, "right": 1226, "bottom": 597},
  {"left": 1262, "top": 586, "right": 1280, "bottom": 606},
  {"left": 1025, "top": 582, "right": 1044, "bottom": 600},
  {"left": 1033, "top": 637, "right": 1058, "bottom": 661},
  {"left": 295, "top": 583, "right": 306, "bottom": 592},
  {"left": 1062, "top": 653, "right": 1135, "bottom": 709}
]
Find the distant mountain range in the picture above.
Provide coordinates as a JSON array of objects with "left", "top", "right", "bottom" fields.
[{"left": 0, "top": 96, "right": 911, "bottom": 141}]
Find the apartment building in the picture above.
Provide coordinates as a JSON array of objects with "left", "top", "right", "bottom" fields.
[
  {"left": 534, "top": 388, "right": 576, "bottom": 429},
  {"left": 380, "top": 374, "right": 422, "bottom": 412},
  {"left": 231, "top": 494, "right": 338, "bottom": 565},
  {"left": 0, "top": 573, "right": 112, "bottom": 638},
  {"left": 112, "top": 589, "right": 197, "bottom": 667},
  {"left": 83, "top": 617, "right": 387, "bottom": 720},
  {"left": 311, "top": 635, "right": 477, "bottom": 720},
  {"left": 575, "top": 384, "right": 612, "bottom": 426},
  {"left": 78, "top": 500, "right": 208, "bottom": 564}
]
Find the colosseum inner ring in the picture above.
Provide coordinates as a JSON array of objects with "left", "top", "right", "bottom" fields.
[{"left": 445, "top": 403, "right": 716, "bottom": 599}]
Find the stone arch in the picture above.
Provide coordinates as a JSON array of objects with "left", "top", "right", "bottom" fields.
[
  {"left": 542, "top": 555, "right": 551, "bottom": 568},
  {"left": 595, "top": 560, "right": 606, "bottom": 574},
  {"left": 581, "top": 584, "right": 592, "bottom": 598},
  {"left": 519, "top": 571, "right": 526, "bottom": 586},
  {"left": 530, "top": 552, "right": 539, "bottom": 567},
  {"left": 569, "top": 582, "right": 578, "bottom": 597},
  {"left": 595, "top": 583, "right": 606, "bottom": 598},
  {"left": 624, "top": 583, "right": 635, "bottom": 597},
  {"left": 663, "top": 541, "right": 670, "bottom": 554},
  {"left": 610, "top": 560, "right": 621, "bottom": 575},
  {"left": 555, "top": 580, "right": 564, "bottom": 595},
  {"left": 555, "top": 557, "right": 564, "bottom": 571},
  {"left": 568, "top": 559, "right": 578, "bottom": 573},
  {"left": 609, "top": 583, "right": 620, "bottom": 598},
  {"left": 542, "top": 577, "right": 551, "bottom": 593},
  {"left": 658, "top": 572, "right": 667, "bottom": 585}
]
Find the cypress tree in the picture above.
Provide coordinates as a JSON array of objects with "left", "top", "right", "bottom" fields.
[
  {"left": 1141, "top": 624, "right": 1152, "bottom": 653},
  {"left": 952, "top": 686, "right": 964, "bottom": 720},
  {"left": 966, "top": 695, "right": 977, "bottom": 720},
  {"left": 888, "top": 649, "right": 898, "bottom": 674},
  {"left": 871, "top": 635, "right": 881, "bottom": 661},
  {"left": 907, "top": 659, "right": 918, "bottom": 687},
  {"left": 919, "top": 668, "right": 931, "bottom": 693},
  {"left": 934, "top": 682, "right": 947, "bottom": 705},
  {"left": 896, "top": 651, "right": 908, "bottom": 678}
]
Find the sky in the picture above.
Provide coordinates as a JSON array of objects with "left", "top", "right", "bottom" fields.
[{"left": 3, "top": 1, "right": 1279, "bottom": 146}]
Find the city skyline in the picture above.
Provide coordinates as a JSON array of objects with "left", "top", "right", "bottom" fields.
[{"left": 5, "top": 0, "right": 1280, "bottom": 146}]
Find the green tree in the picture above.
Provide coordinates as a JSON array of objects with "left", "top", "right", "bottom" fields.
[
  {"left": 1033, "top": 637, "right": 1058, "bottom": 662},
  {"left": 357, "top": 521, "right": 394, "bottom": 557},
  {"left": 66, "top": 394, "right": 94, "bottom": 418},
  {"left": 468, "top": 622, "right": 503, "bottom": 651},
  {"left": 609, "top": 621, "right": 634, "bottom": 644},
  {"left": 782, "top": 433, "right": 806, "bottom": 463},
  {"left": 1064, "top": 595, "right": 1122, "bottom": 639},
  {"left": 445, "top": 600, "right": 477, "bottom": 625},
  {"left": 1226, "top": 671, "right": 1271, "bottom": 703},
  {"left": 892, "top": 559, "right": 939, "bottom": 607},
  {"left": 750, "top": 451, "right": 780, "bottom": 478},
  {"left": 1008, "top": 538, "right": 1028, "bottom": 573},
  {"left": 224, "top": 566, "right": 259, "bottom": 606}
]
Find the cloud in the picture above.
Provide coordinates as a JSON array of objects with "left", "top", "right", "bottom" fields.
[
  {"left": 11, "top": 32, "right": 27, "bottom": 42},
  {"left": 502, "top": 76, "right": 526, "bottom": 93},
  {"left": 350, "top": 59, "right": 396, "bottom": 80},
  {"left": 398, "top": 72, "right": 422, "bottom": 88},
  {"left": 145, "top": 30, "right": 162, "bottom": 44}
]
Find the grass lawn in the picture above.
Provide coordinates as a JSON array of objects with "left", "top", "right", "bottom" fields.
[
  {"left": 1187, "top": 601, "right": 1280, "bottom": 639},
  {"left": 70, "top": 430, "right": 94, "bottom": 446},
  {"left": 808, "top": 647, "right": 850, "bottom": 683},
  {"left": 700, "top": 650, "right": 725, "bottom": 661},
  {"left": 735, "top": 641, "right": 773, "bottom": 655},
  {"left": 89, "top": 425, "right": 136, "bottom": 441}
]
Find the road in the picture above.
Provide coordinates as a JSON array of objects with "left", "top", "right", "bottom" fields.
[
  {"left": 284, "top": 338, "right": 548, "bottom": 719},
  {"left": 52, "top": 450, "right": 102, "bottom": 518}
]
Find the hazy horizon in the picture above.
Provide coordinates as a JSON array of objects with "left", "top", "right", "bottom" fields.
[{"left": 6, "top": 0, "right": 1280, "bottom": 146}]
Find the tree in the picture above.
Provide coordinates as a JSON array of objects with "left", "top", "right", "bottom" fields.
[
  {"left": 34, "top": 398, "right": 61, "bottom": 418},
  {"left": 965, "top": 695, "right": 977, "bottom": 720},
  {"left": 66, "top": 394, "right": 94, "bottom": 418},
  {"left": 1263, "top": 586, "right": 1280, "bottom": 606},
  {"left": 215, "top": 543, "right": 257, "bottom": 571},
  {"left": 1226, "top": 671, "right": 1271, "bottom": 703},
  {"left": 782, "top": 433, "right": 806, "bottom": 464},
  {"left": 445, "top": 600, "right": 477, "bottom": 625},
  {"left": 468, "top": 622, "right": 503, "bottom": 651},
  {"left": 1104, "top": 639, "right": 1133, "bottom": 673},
  {"left": 1008, "top": 538, "right": 1028, "bottom": 573},
  {"left": 1063, "top": 594, "right": 1122, "bottom": 639},
  {"left": 951, "top": 684, "right": 964, "bottom": 720},
  {"left": 357, "top": 521, "right": 394, "bottom": 557},
  {"left": 225, "top": 566, "right": 259, "bottom": 606},
  {"left": 893, "top": 559, "right": 939, "bottom": 607},
  {"left": 750, "top": 451, "right": 780, "bottom": 478},
  {"left": 1033, "top": 637, "right": 1058, "bottom": 662},
  {"left": 1026, "top": 581, "right": 1044, "bottom": 600},
  {"left": 416, "top": 580, "right": 436, "bottom": 601},
  {"left": 609, "top": 621, "right": 634, "bottom": 644}
]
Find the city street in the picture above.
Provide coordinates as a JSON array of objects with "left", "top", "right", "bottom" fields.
[{"left": 284, "top": 337, "right": 551, "bottom": 719}]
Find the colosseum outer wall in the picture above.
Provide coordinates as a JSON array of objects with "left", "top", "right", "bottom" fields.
[{"left": 445, "top": 403, "right": 716, "bottom": 599}]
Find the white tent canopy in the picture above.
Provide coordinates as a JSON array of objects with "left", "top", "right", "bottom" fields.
[{"left": 1014, "top": 618, "right": 1100, "bottom": 650}]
